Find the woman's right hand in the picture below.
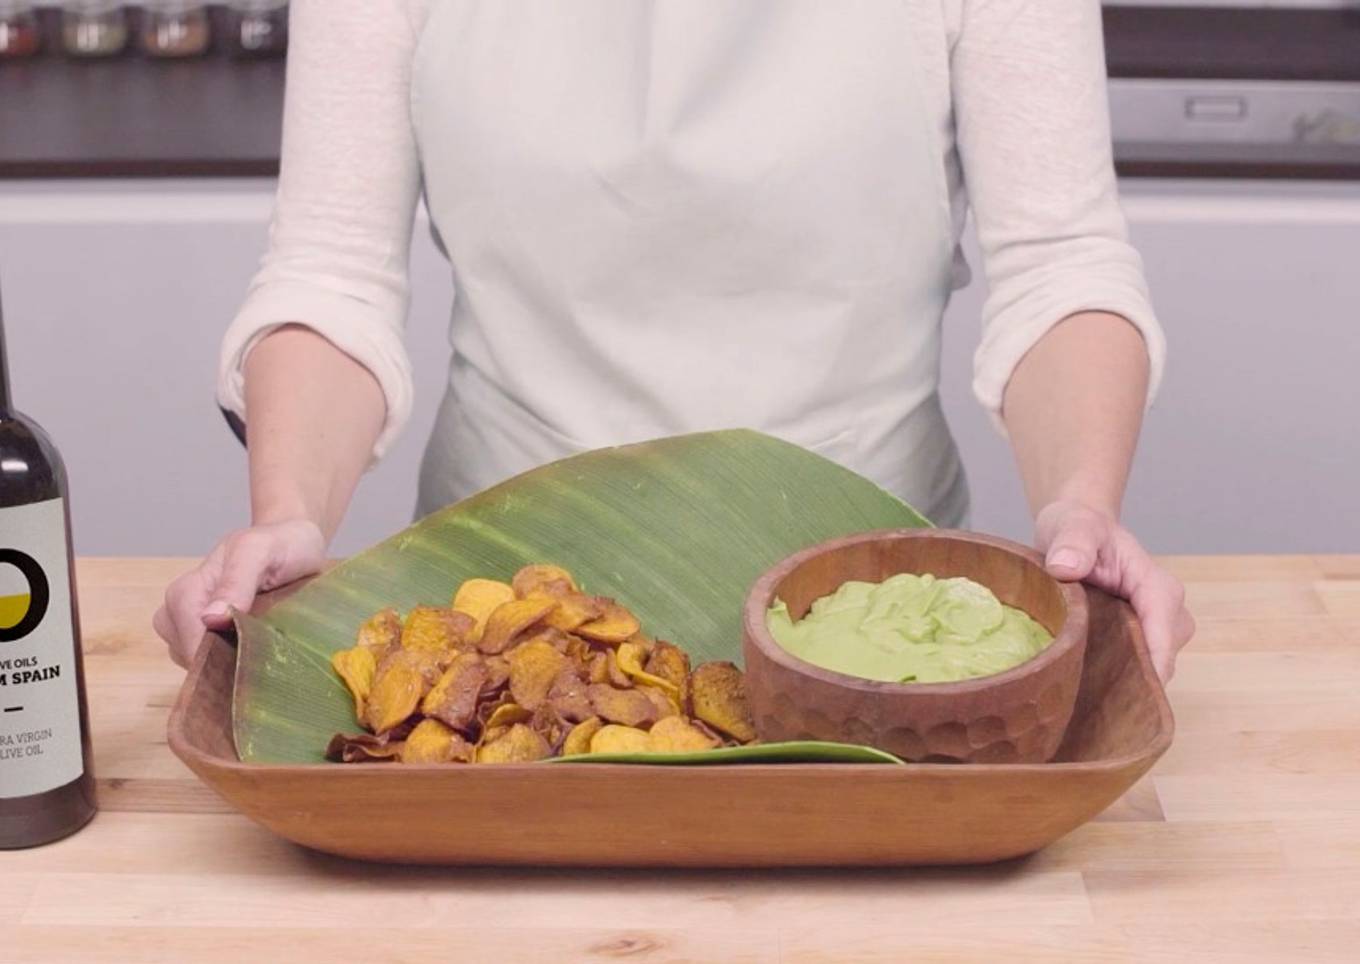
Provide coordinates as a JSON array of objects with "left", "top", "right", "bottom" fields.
[
  {"left": 162, "top": 325, "right": 385, "bottom": 668},
  {"left": 153, "top": 519, "right": 327, "bottom": 669}
]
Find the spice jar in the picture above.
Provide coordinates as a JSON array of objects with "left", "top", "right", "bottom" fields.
[
  {"left": 61, "top": 1, "right": 129, "bottom": 59},
  {"left": 0, "top": 1, "right": 42, "bottom": 59},
  {"left": 140, "top": 0, "right": 211, "bottom": 59},
  {"left": 226, "top": 0, "right": 287, "bottom": 58}
]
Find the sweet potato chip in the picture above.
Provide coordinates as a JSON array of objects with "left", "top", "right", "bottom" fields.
[
  {"left": 615, "top": 641, "right": 681, "bottom": 705},
  {"left": 546, "top": 668, "right": 593, "bottom": 723},
  {"left": 400, "top": 719, "right": 473, "bottom": 764},
  {"left": 614, "top": 641, "right": 647, "bottom": 676},
  {"left": 402, "top": 605, "right": 475, "bottom": 654},
  {"left": 530, "top": 588, "right": 604, "bottom": 632},
  {"left": 562, "top": 716, "right": 603, "bottom": 756},
  {"left": 576, "top": 599, "right": 641, "bottom": 644},
  {"left": 325, "top": 731, "right": 404, "bottom": 763},
  {"left": 476, "top": 691, "right": 514, "bottom": 727},
  {"left": 331, "top": 645, "right": 377, "bottom": 720},
  {"left": 644, "top": 640, "right": 691, "bottom": 689},
  {"left": 586, "top": 651, "right": 610, "bottom": 685},
  {"left": 589, "top": 724, "right": 650, "bottom": 754},
  {"left": 483, "top": 655, "right": 511, "bottom": 693},
  {"left": 515, "top": 625, "right": 572, "bottom": 654},
  {"left": 450, "top": 735, "right": 476, "bottom": 763},
  {"left": 511, "top": 563, "right": 578, "bottom": 598},
  {"left": 648, "top": 715, "right": 721, "bottom": 753},
  {"left": 605, "top": 649, "right": 632, "bottom": 689},
  {"left": 564, "top": 633, "right": 594, "bottom": 666},
  {"left": 478, "top": 597, "right": 559, "bottom": 654},
  {"left": 379, "top": 647, "right": 447, "bottom": 687},
  {"left": 623, "top": 632, "right": 655, "bottom": 658},
  {"left": 530, "top": 703, "right": 569, "bottom": 751},
  {"left": 689, "top": 717, "right": 728, "bottom": 746},
  {"left": 689, "top": 661, "right": 756, "bottom": 743},
  {"left": 451, "top": 578, "right": 516, "bottom": 643},
  {"left": 421, "top": 653, "right": 488, "bottom": 733},
  {"left": 366, "top": 650, "right": 434, "bottom": 733},
  {"left": 476, "top": 722, "right": 552, "bottom": 763},
  {"left": 356, "top": 608, "right": 402, "bottom": 658},
  {"left": 638, "top": 685, "right": 678, "bottom": 720},
  {"left": 508, "top": 640, "right": 569, "bottom": 709},
  {"left": 484, "top": 702, "right": 533, "bottom": 729},
  {"left": 587, "top": 683, "right": 658, "bottom": 728}
]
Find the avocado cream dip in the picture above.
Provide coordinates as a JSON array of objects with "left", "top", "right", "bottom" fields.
[{"left": 766, "top": 573, "right": 1054, "bottom": 684}]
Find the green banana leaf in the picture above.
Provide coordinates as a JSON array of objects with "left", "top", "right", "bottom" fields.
[
  {"left": 551, "top": 741, "right": 904, "bottom": 766},
  {"left": 232, "top": 430, "right": 930, "bottom": 764}
]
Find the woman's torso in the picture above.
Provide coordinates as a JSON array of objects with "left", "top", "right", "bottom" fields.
[{"left": 410, "top": 0, "right": 969, "bottom": 525}]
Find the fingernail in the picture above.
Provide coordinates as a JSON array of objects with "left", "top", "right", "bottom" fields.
[
  {"left": 1048, "top": 549, "right": 1084, "bottom": 571},
  {"left": 202, "top": 601, "right": 229, "bottom": 620}
]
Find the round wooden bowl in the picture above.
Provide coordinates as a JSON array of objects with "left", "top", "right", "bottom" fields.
[{"left": 742, "top": 529, "right": 1089, "bottom": 764}]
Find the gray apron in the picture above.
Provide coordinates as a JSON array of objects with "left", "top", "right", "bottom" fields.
[{"left": 411, "top": 0, "right": 967, "bottom": 525}]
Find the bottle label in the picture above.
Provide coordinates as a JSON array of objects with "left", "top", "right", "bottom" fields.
[{"left": 0, "top": 498, "right": 83, "bottom": 799}]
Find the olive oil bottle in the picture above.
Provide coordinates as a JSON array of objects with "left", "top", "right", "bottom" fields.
[{"left": 0, "top": 286, "right": 96, "bottom": 847}]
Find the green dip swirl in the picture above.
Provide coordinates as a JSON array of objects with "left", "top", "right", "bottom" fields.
[{"left": 765, "top": 572, "right": 1053, "bottom": 683}]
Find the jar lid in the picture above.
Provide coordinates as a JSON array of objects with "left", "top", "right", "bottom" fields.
[{"left": 230, "top": 0, "right": 288, "bottom": 10}]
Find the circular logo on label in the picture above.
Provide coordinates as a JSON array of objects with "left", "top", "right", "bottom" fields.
[{"left": 0, "top": 549, "right": 50, "bottom": 642}]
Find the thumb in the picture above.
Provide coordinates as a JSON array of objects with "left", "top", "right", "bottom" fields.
[
  {"left": 1043, "top": 510, "right": 1106, "bottom": 582},
  {"left": 202, "top": 534, "right": 273, "bottom": 626}
]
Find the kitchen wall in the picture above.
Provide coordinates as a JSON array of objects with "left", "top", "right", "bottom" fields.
[
  {"left": 943, "top": 179, "right": 1360, "bottom": 554},
  {"left": 1, "top": 176, "right": 1358, "bottom": 559}
]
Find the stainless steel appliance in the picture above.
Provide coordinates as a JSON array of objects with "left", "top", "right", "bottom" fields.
[{"left": 1103, "top": 1, "right": 1360, "bottom": 178}]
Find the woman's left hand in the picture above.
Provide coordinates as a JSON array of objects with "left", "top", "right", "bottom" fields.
[{"left": 1034, "top": 499, "right": 1195, "bottom": 682}]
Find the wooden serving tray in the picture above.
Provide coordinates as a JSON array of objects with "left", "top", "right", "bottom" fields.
[{"left": 167, "top": 588, "right": 1172, "bottom": 867}]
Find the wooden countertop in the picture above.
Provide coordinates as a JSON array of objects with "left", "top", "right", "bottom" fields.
[{"left": 5, "top": 556, "right": 1359, "bottom": 962}]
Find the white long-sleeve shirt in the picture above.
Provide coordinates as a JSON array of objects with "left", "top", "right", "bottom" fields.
[{"left": 219, "top": 0, "right": 1164, "bottom": 462}]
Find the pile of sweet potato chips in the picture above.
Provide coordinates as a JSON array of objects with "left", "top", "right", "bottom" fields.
[{"left": 326, "top": 564, "right": 756, "bottom": 764}]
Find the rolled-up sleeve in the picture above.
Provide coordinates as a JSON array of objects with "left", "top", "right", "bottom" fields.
[
  {"left": 216, "top": 0, "right": 423, "bottom": 460},
  {"left": 952, "top": 0, "right": 1166, "bottom": 430}
]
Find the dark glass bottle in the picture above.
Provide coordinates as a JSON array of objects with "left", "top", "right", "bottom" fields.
[{"left": 0, "top": 285, "right": 97, "bottom": 848}]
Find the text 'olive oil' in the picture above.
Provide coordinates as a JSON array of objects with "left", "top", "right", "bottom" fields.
[{"left": 0, "top": 287, "right": 96, "bottom": 847}]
